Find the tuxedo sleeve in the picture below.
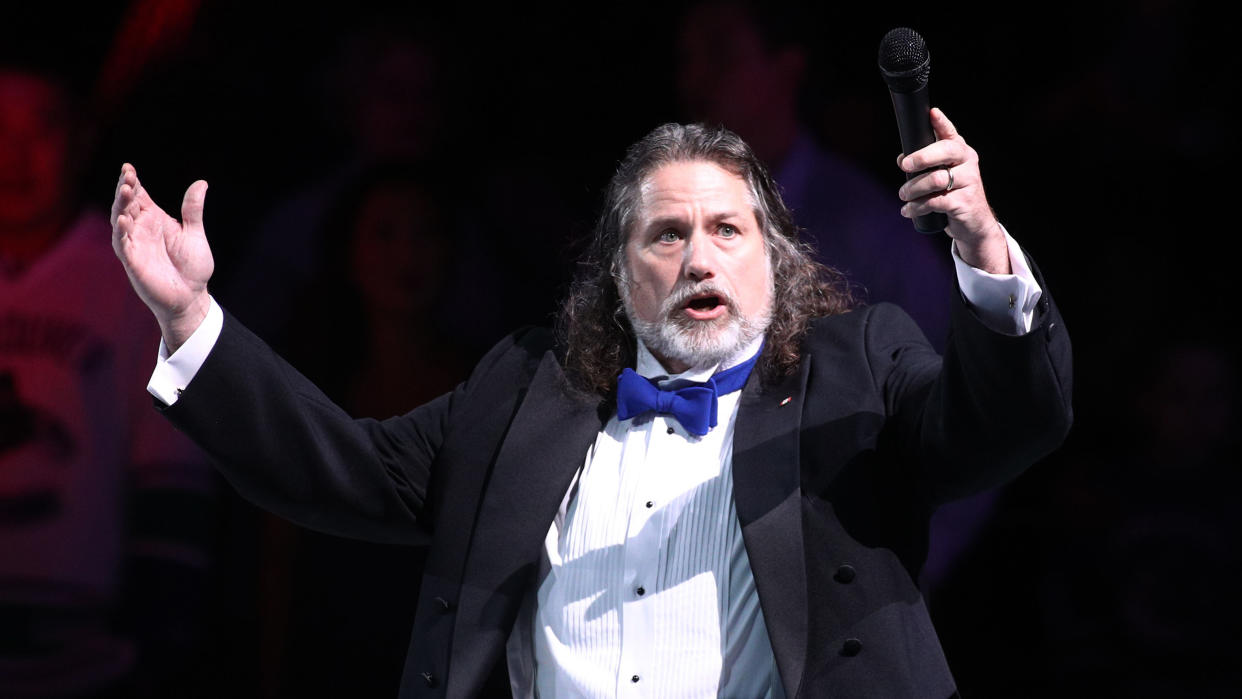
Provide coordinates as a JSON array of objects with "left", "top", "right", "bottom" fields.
[
  {"left": 157, "top": 309, "right": 536, "bottom": 544},
  {"left": 868, "top": 252, "right": 1073, "bottom": 505}
]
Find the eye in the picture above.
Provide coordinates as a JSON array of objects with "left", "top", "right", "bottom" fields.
[
  {"left": 718, "top": 223, "right": 739, "bottom": 238},
  {"left": 657, "top": 228, "right": 681, "bottom": 243}
]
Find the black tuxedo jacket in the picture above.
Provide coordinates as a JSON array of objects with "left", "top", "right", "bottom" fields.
[{"left": 163, "top": 280, "right": 1071, "bottom": 698}]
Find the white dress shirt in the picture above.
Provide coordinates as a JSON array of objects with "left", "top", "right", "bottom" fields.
[
  {"left": 148, "top": 231, "right": 1040, "bottom": 697},
  {"left": 527, "top": 333, "right": 778, "bottom": 698}
]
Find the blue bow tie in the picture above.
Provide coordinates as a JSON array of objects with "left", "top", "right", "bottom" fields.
[{"left": 616, "top": 346, "right": 762, "bottom": 436}]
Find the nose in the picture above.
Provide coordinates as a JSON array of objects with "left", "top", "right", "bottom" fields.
[{"left": 682, "top": 233, "right": 717, "bottom": 282}]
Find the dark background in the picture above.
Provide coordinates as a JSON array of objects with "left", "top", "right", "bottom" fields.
[{"left": 5, "top": 1, "right": 1238, "bottom": 696}]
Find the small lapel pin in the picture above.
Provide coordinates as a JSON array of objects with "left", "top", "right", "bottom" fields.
[{"left": 779, "top": 396, "right": 792, "bottom": 406}]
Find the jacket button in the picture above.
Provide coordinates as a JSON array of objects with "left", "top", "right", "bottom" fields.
[
  {"left": 433, "top": 596, "right": 453, "bottom": 613},
  {"left": 841, "top": 638, "right": 862, "bottom": 657},
  {"left": 833, "top": 564, "right": 856, "bottom": 584},
  {"left": 421, "top": 671, "right": 438, "bottom": 687}
]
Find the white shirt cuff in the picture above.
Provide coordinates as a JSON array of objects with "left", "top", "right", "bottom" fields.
[
  {"left": 147, "top": 296, "right": 225, "bottom": 406},
  {"left": 951, "top": 227, "right": 1042, "bottom": 335}
]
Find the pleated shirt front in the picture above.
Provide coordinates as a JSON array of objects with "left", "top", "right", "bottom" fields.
[{"left": 530, "top": 336, "right": 781, "bottom": 698}]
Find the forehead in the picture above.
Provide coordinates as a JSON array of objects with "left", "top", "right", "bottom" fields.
[{"left": 637, "top": 160, "right": 756, "bottom": 221}]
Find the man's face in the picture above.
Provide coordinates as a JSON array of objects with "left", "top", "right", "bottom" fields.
[{"left": 619, "top": 160, "right": 773, "bottom": 372}]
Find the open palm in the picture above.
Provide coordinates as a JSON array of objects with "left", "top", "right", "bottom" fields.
[{"left": 110, "top": 163, "right": 214, "bottom": 344}]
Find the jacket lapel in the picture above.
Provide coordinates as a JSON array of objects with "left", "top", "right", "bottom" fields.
[
  {"left": 445, "top": 348, "right": 811, "bottom": 695},
  {"left": 733, "top": 358, "right": 811, "bottom": 698},
  {"left": 448, "top": 351, "right": 604, "bottom": 692}
]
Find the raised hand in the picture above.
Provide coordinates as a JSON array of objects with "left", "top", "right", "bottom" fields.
[
  {"left": 896, "top": 108, "right": 1010, "bottom": 274},
  {"left": 111, "top": 163, "right": 214, "bottom": 351}
]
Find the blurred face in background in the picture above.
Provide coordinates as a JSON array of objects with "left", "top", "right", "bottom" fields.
[
  {"left": 353, "top": 41, "right": 442, "bottom": 162},
  {"left": 0, "top": 70, "right": 73, "bottom": 233},
  {"left": 675, "top": 3, "right": 802, "bottom": 145},
  {"left": 348, "top": 183, "right": 448, "bottom": 318}
]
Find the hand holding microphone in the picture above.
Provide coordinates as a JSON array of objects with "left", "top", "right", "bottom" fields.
[{"left": 879, "top": 28, "right": 1008, "bottom": 274}]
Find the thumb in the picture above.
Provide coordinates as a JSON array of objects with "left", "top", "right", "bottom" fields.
[
  {"left": 930, "top": 107, "right": 959, "bottom": 140},
  {"left": 181, "top": 180, "right": 209, "bottom": 231}
]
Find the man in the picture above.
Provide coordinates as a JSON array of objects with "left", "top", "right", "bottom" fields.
[
  {"left": 1, "top": 66, "right": 212, "bottom": 697},
  {"left": 111, "top": 109, "right": 1071, "bottom": 697}
]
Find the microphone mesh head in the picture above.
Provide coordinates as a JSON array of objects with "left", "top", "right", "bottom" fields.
[{"left": 878, "top": 27, "right": 930, "bottom": 93}]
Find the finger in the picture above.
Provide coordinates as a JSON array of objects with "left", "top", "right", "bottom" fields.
[
  {"left": 120, "top": 164, "right": 138, "bottom": 196},
  {"left": 112, "top": 213, "right": 138, "bottom": 264},
  {"left": 113, "top": 213, "right": 134, "bottom": 251},
  {"left": 115, "top": 183, "right": 140, "bottom": 220},
  {"left": 930, "top": 107, "right": 959, "bottom": 141},
  {"left": 181, "top": 180, "right": 209, "bottom": 232},
  {"left": 900, "top": 139, "right": 968, "bottom": 173},
  {"left": 899, "top": 166, "right": 963, "bottom": 202},
  {"left": 117, "top": 183, "right": 144, "bottom": 222},
  {"left": 895, "top": 152, "right": 905, "bottom": 168},
  {"left": 901, "top": 187, "right": 973, "bottom": 219},
  {"left": 122, "top": 165, "right": 158, "bottom": 213},
  {"left": 901, "top": 195, "right": 951, "bottom": 219},
  {"left": 110, "top": 182, "right": 129, "bottom": 226},
  {"left": 132, "top": 179, "right": 159, "bottom": 211}
]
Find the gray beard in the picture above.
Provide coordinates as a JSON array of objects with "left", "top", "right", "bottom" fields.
[{"left": 620, "top": 280, "right": 771, "bottom": 371}]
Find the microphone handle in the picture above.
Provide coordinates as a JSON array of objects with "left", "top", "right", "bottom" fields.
[{"left": 889, "top": 84, "right": 948, "bottom": 234}]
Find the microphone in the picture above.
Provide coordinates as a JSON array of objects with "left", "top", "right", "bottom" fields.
[{"left": 878, "top": 27, "right": 947, "bottom": 234}]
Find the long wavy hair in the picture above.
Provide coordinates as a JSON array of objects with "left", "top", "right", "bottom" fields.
[{"left": 557, "top": 123, "right": 856, "bottom": 396}]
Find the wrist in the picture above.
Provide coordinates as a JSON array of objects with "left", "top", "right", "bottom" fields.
[
  {"left": 954, "top": 220, "right": 1009, "bottom": 275},
  {"left": 158, "top": 292, "right": 211, "bottom": 354}
]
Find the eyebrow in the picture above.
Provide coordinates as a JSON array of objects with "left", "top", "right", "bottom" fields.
[{"left": 641, "top": 211, "right": 747, "bottom": 231}]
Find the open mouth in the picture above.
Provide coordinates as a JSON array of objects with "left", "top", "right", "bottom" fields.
[
  {"left": 686, "top": 294, "right": 722, "bottom": 310},
  {"left": 681, "top": 292, "right": 728, "bottom": 320}
]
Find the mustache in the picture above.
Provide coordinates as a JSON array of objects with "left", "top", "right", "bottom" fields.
[{"left": 660, "top": 281, "right": 737, "bottom": 317}]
